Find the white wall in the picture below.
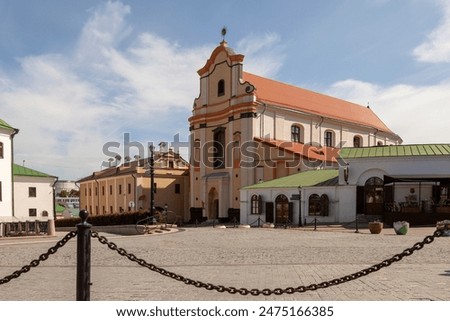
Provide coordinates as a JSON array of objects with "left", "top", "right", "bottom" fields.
[
  {"left": 240, "top": 185, "right": 356, "bottom": 226},
  {"left": 0, "top": 131, "right": 13, "bottom": 218},
  {"left": 342, "top": 156, "right": 450, "bottom": 186},
  {"left": 14, "top": 176, "right": 55, "bottom": 221}
]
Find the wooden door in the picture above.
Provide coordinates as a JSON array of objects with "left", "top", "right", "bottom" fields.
[{"left": 265, "top": 202, "right": 274, "bottom": 223}]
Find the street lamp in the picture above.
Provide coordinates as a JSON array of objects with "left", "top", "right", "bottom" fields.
[
  {"left": 149, "top": 144, "right": 155, "bottom": 220},
  {"left": 298, "top": 185, "right": 303, "bottom": 227}
]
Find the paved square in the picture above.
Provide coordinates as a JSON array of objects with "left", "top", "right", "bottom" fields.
[{"left": 0, "top": 226, "right": 449, "bottom": 301}]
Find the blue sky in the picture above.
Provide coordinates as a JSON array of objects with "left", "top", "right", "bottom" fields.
[{"left": 1, "top": 0, "right": 450, "bottom": 180}]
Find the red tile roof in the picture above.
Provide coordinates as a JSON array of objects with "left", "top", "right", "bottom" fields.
[
  {"left": 254, "top": 137, "right": 340, "bottom": 163},
  {"left": 243, "top": 72, "right": 394, "bottom": 134}
]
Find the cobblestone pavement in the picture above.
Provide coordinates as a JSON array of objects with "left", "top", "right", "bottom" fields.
[{"left": 0, "top": 226, "right": 449, "bottom": 301}]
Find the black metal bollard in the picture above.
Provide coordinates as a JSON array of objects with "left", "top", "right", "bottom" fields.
[
  {"left": 76, "top": 210, "right": 92, "bottom": 301},
  {"left": 355, "top": 216, "right": 360, "bottom": 233}
]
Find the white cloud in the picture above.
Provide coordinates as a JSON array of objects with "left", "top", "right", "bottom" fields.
[
  {"left": 413, "top": 0, "right": 450, "bottom": 63},
  {"left": 0, "top": 1, "right": 208, "bottom": 179},
  {"left": 0, "top": 1, "right": 287, "bottom": 179},
  {"left": 327, "top": 79, "right": 450, "bottom": 144},
  {"left": 237, "top": 32, "right": 285, "bottom": 77},
  {"left": 76, "top": 1, "right": 132, "bottom": 63}
]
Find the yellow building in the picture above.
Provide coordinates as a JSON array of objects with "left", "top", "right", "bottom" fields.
[
  {"left": 78, "top": 149, "right": 189, "bottom": 222},
  {"left": 189, "top": 40, "right": 401, "bottom": 222}
]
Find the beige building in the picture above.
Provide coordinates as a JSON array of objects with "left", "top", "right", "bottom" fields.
[
  {"left": 188, "top": 40, "right": 401, "bottom": 222},
  {"left": 78, "top": 149, "right": 189, "bottom": 222}
]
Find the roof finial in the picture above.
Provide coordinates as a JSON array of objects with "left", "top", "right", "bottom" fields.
[{"left": 221, "top": 26, "right": 227, "bottom": 45}]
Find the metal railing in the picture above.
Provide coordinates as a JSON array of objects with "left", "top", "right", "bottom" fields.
[{"left": 0, "top": 220, "right": 51, "bottom": 237}]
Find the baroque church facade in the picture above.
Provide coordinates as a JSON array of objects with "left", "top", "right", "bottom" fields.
[{"left": 188, "top": 40, "right": 401, "bottom": 222}]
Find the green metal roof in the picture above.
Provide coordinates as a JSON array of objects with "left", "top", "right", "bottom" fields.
[
  {"left": 13, "top": 164, "right": 56, "bottom": 178},
  {"left": 243, "top": 169, "right": 339, "bottom": 190},
  {"left": 339, "top": 144, "right": 450, "bottom": 159},
  {"left": 0, "top": 118, "right": 14, "bottom": 130}
]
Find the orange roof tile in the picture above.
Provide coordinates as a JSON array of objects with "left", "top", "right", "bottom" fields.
[
  {"left": 243, "top": 72, "right": 394, "bottom": 134},
  {"left": 254, "top": 137, "right": 340, "bottom": 163}
]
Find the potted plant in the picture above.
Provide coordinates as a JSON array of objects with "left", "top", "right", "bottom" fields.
[
  {"left": 393, "top": 221, "right": 409, "bottom": 235},
  {"left": 368, "top": 220, "right": 383, "bottom": 234}
]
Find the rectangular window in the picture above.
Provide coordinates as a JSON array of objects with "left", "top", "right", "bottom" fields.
[
  {"left": 0, "top": 142, "right": 3, "bottom": 158},
  {"left": 29, "top": 187, "right": 37, "bottom": 197},
  {"left": 109, "top": 185, "right": 113, "bottom": 195},
  {"left": 128, "top": 183, "right": 131, "bottom": 194},
  {"left": 119, "top": 184, "right": 122, "bottom": 195},
  {"left": 102, "top": 186, "right": 105, "bottom": 196},
  {"left": 175, "top": 183, "right": 181, "bottom": 194},
  {"left": 29, "top": 208, "right": 37, "bottom": 217}
]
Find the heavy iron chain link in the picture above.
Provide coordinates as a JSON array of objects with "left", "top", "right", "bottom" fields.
[
  {"left": 91, "top": 229, "right": 445, "bottom": 296},
  {"left": 0, "top": 231, "right": 78, "bottom": 285}
]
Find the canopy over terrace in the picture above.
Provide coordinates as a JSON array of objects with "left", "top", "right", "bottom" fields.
[
  {"left": 382, "top": 174, "right": 450, "bottom": 226},
  {"left": 340, "top": 144, "right": 450, "bottom": 226}
]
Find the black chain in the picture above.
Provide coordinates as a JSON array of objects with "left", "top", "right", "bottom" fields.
[
  {"left": 91, "top": 229, "right": 444, "bottom": 296},
  {"left": 0, "top": 231, "right": 77, "bottom": 285}
]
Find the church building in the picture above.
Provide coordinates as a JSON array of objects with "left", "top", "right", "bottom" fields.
[{"left": 188, "top": 40, "right": 401, "bottom": 223}]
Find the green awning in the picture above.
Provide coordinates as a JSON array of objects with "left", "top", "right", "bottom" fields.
[{"left": 243, "top": 169, "right": 339, "bottom": 190}]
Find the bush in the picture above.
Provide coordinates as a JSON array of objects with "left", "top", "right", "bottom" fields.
[{"left": 55, "top": 211, "right": 151, "bottom": 228}]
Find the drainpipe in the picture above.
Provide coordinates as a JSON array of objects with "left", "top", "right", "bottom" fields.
[
  {"left": 75, "top": 181, "right": 81, "bottom": 211},
  {"left": 132, "top": 173, "right": 137, "bottom": 212},
  {"left": 94, "top": 177, "right": 99, "bottom": 215},
  {"left": 52, "top": 176, "right": 59, "bottom": 220},
  {"left": 10, "top": 128, "right": 19, "bottom": 218},
  {"left": 316, "top": 117, "right": 324, "bottom": 145}
]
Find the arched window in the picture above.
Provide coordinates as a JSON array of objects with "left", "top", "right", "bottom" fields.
[
  {"left": 217, "top": 79, "right": 225, "bottom": 97},
  {"left": 324, "top": 130, "right": 334, "bottom": 147},
  {"left": 308, "top": 194, "right": 321, "bottom": 215},
  {"left": 291, "top": 125, "right": 301, "bottom": 143},
  {"left": 193, "top": 139, "right": 200, "bottom": 167},
  {"left": 213, "top": 127, "right": 225, "bottom": 169},
  {"left": 353, "top": 136, "right": 362, "bottom": 148},
  {"left": 320, "top": 194, "right": 329, "bottom": 216},
  {"left": 365, "top": 177, "right": 384, "bottom": 201},
  {"left": 251, "top": 194, "right": 262, "bottom": 214}
]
